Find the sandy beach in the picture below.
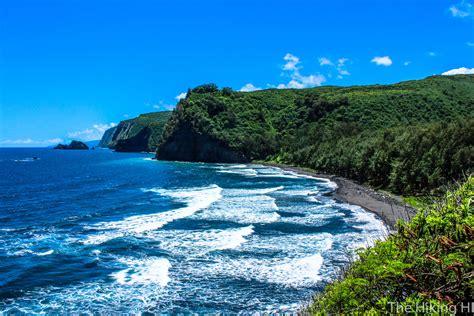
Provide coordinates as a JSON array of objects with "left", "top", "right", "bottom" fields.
[{"left": 263, "top": 163, "right": 417, "bottom": 229}]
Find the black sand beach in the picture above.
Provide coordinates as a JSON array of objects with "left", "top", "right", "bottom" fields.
[{"left": 264, "top": 163, "right": 417, "bottom": 229}]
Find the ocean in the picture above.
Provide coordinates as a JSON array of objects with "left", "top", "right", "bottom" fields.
[{"left": 0, "top": 148, "right": 388, "bottom": 314}]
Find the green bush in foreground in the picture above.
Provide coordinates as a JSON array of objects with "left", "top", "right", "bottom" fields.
[{"left": 309, "top": 176, "right": 473, "bottom": 315}]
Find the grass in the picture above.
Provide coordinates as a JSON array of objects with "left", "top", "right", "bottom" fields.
[{"left": 403, "top": 196, "right": 433, "bottom": 210}]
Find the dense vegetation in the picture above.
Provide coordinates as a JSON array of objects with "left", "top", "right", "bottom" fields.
[
  {"left": 285, "top": 120, "right": 473, "bottom": 195},
  {"left": 100, "top": 111, "right": 171, "bottom": 152},
  {"left": 157, "top": 75, "right": 474, "bottom": 194},
  {"left": 309, "top": 176, "right": 473, "bottom": 314}
]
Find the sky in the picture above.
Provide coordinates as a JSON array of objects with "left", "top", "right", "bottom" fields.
[{"left": 1, "top": 0, "right": 473, "bottom": 146}]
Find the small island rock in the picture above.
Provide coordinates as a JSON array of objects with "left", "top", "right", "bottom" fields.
[{"left": 54, "top": 140, "right": 89, "bottom": 150}]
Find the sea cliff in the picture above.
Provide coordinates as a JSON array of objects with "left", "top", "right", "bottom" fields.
[
  {"left": 155, "top": 76, "right": 474, "bottom": 195},
  {"left": 98, "top": 126, "right": 117, "bottom": 148},
  {"left": 156, "top": 122, "right": 246, "bottom": 163},
  {"left": 99, "top": 111, "right": 171, "bottom": 152}
]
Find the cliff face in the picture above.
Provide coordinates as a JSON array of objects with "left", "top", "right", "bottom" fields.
[
  {"left": 156, "top": 122, "right": 247, "bottom": 162},
  {"left": 99, "top": 111, "right": 171, "bottom": 152},
  {"left": 114, "top": 127, "right": 151, "bottom": 152},
  {"left": 98, "top": 126, "right": 117, "bottom": 148}
]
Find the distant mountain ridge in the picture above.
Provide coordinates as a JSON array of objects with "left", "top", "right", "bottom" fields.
[
  {"left": 155, "top": 75, "right": 474, "bottom": 194},
  {"left": 99, "top": 111, "right": 172, "bottom": 152}
]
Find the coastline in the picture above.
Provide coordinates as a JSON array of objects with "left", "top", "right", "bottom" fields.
[{"left": 261, "top": 162, "right": 417, "bottom": 229}]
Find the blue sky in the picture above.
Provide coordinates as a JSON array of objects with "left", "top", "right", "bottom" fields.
[{"left": 1, "top": 0, "right": 473, "bottom": 146}]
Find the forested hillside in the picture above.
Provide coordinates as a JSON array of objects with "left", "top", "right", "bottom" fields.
[{"left": 156, "top": 75, "right": 474, "bottom": 194}]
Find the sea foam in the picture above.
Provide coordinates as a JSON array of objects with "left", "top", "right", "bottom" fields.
[
  {"left": 150, "top": 225, "right": 255, "bottom": 256},
  {"left": 196, "top": 225, "right": 254, "bottom": 250},
  {"left": 196, "top": 191, "right": 281, "bottom": 224},
  {"left": 217, "top": 168, "right": 258, "bottom": 177},
  {"left": 192, "top": 253, "right": 324, "bottom": 288},
  {"left": 83, "top": 185, "right": 223, "bottom": 243},
  {"left": 111, "top": 257, "right": 171, "bottom": 286},
  {"left": 12, "top": 249, "right": 54, "bottom": 256}
]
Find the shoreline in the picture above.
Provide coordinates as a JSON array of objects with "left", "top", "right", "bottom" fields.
[{"left": 261, "top": 162, "right": 417, "bottom": 229}]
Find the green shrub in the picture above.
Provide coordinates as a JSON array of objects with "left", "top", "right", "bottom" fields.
[{"left": 308, "top": 176, "right": 473, "bottom": 314}]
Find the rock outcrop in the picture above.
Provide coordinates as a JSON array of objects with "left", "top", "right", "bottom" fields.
[{"left": 54, "top": 140, "right": 89, "bottom": 150}]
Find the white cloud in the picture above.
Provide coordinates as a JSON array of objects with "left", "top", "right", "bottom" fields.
[
  {"left": 175, "top": 92, "right": 187, "bottom": 101},
  {"left": 337, "top": 58, "right": 349, "bottom": 67},
  {"left": 1, "top": 124, "right": 118, "bottom": 147},
  {"left": 442, "top": 67, "right": 474, "bottom": 75},
  {"left": 67, "top": 129, "right": 94, "bottom": 138},
  {"left": 68, "top": 122, "right": 117, "bottom": 141},
  {"left": 450, "top": 1, "right": 473, "bottom": 17},
  {"left": 151, "top": 100, "right": 174, "bottom": 110},
  {"left": 371, "top": 56, "right": 393, "bottom": 66},
  {"left": 318, "top": 57, "right": 333, "bottom": 66},
  {"left": 297, "top": 73, "right": 326, "bottom": 86},
  {"left": 93, "top": 123, "right": 116, "bottom": 134},
  {"left": 337, "top": 58, "right": 350, "bottom": 77},
  {"left": 283, "top": 53, "right": 301, "bottom": 71},
  {"left": 404, "top": 61, "right": 411, "bottom": 66},
  {"left": 278, "top": 72, "right": 326, "bottom": 89},
  {"left": 0, "top": 138, "right": 64, "bottom": 146},
  {"left": 286, "top": 80, "right": 305, "bottom": 89},
  {"left": 240, "top": 83, "right": 261, "bottom": 92},
  {"left": 450, "top": 6, "right": 469, "bottom": 17},
  {"left": 0, "top": 138, "right": 35, "bottom": 145},
  {"left": 278, "top": 53, "right": 326, "bottom": 89},
  {"left": 467, "top": 42, "right": 474, "bottom": 46},
  {"left": 318, "top": 57, "right": 351, "bottom": 78},
  {"left": 47, "top": 138, "right": 64, "bottom": 144},
  {"left": 428, "top": 51, "right": 437, "bottom": 57}
]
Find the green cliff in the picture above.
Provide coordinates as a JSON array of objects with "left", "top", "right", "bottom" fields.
[
  {"left": 156, "top": 76, "right": 474, "bottom": 194},
  {"left": 98, "top": 126, "right": 117, "bottom": 148},
  {"left": 99, "top": 111, "right": 171, "bottom": 152}
]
